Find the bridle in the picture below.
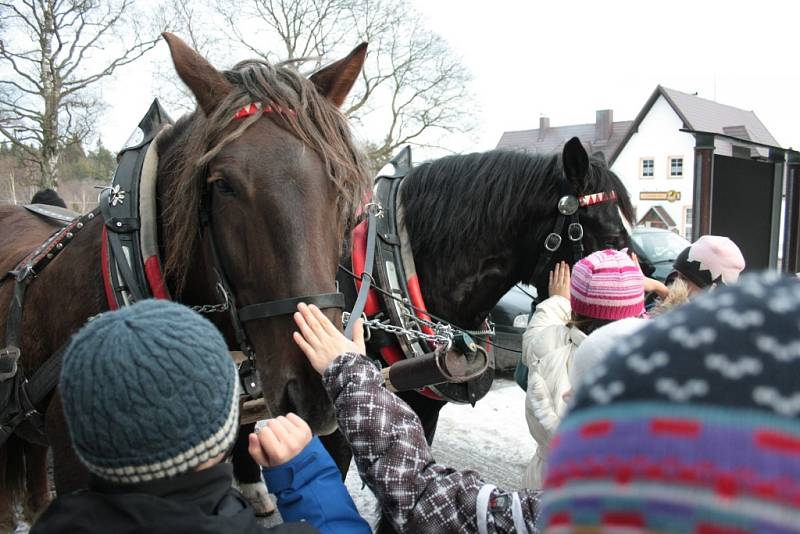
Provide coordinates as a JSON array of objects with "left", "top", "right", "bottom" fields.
[
  {"left": 196, "top": 101, "right": 345, "bottom": 397},
  {"left": 529, "top": 175, "right": 618, "bottom": 285}
]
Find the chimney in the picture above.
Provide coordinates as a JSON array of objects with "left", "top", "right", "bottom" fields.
[
  {"left": 538, "top": 116, "right": 549, "bottom": 140},
  {"left": 595, "top": 109, "right": 613, "bottom": 142}
]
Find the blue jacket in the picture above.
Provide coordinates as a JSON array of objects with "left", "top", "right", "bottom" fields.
[{"left": 262, "top": 436, "right": 370, "bottom": 534}]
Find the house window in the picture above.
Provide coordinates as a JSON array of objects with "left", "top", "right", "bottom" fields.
[
  {"left": 669, "top": 157, "right": 684, "bottom": 178},
  {"left": 641, "top": 158, "right": 654, "bottom": 178},
  {"left": 684, "top": 207, "right": 693, "bottom": 240}
]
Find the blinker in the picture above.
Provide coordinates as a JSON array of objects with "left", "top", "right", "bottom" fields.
[{"left": 558, "top": 195, "right": 579, "bottom": 216}]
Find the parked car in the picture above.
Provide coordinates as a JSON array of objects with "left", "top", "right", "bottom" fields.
[
  {"left": 629, "top": 226, "right": 691, "bottom": 282},
  {"left": 489, "top": 284, "right": 536, "bottom": 371}
]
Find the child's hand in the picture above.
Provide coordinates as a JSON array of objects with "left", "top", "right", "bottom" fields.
[
  {"left": 292, "top": 303, "right": 365, "bottom": 374},
  {"left": 248, "top": 413, "right": 312, "bottom": 468},
  {"left": 548, "top": 261, "right": 571, "bottom": 300}
]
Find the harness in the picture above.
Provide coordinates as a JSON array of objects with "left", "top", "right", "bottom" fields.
[
  {"left": 0, "top": 98, "right": 345, "bottom": 445},
  {"left": 345, "top": 148, "right": 493, "bottom": 405}
]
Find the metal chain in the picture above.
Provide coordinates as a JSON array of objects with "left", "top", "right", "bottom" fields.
[
  {"left": 190, "top": 281, "right": 231, "bottom": 314},
  {"left": 343, "top": 312, "right": 453, "bottom": 348},
  {"left": 403, "top": 310, "right": 495, "bottom": 338},
  {"left": 190, "top": 302, "right": 230, "bottom": 314}
]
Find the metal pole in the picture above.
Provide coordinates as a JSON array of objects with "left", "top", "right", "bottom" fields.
[
  {"left": 784, "top": 150, "right": 800, "bottom": 273},
  {"left": 692, "top": 133, "right": 716, "bottom": 240},
  {"left": 768, "top": 148, "right": 785, "bottom": 269}
]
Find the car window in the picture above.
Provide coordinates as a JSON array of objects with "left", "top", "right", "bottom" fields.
[{"left": 632, "top": 230, "right": 690, "bottom": 263}]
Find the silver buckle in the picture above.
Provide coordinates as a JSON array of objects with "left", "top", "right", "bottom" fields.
[
  {"left": 0, "top": 346, "right": 20, "bottom": 381},
  {"left": 544, "top": 233, "right": 562, "bottom": 252},
  {"left": 568, "top": 222, "right": 584, "bottom": 242}
]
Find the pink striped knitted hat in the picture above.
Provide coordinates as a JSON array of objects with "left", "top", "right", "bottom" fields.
[{"left": 570, "top": 249, "right": 645, "bottom": 320}]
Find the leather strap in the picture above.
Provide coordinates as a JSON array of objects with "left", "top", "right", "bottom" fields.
[
  {"left": 344, "top": 207, "right": 378, "bottom": 339},
  {"left": 239, "top": 292, "right": 344, "bottom": 323}
]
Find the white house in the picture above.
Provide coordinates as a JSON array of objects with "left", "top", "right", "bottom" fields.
[{"left": 496, "top": 86, "right": 781, "bottom": 240}]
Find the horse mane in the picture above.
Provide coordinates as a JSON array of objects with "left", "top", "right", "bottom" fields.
[
  {"left": 400, "top": 149, "right": 635, "bottom": 262},
  {"left": 157, "top": 58, "right": 370, "bottom": 290}
]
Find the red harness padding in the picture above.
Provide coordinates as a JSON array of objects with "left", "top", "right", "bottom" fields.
[
  {"left": 101, "top": 228, "right": 171, "bottom": 310},
  {"left": 351, "top": 219, "right": 443, "bottom": 400}
]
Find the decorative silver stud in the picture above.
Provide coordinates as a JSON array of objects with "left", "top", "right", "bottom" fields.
[
  {"left": 87, "top": 213, "right": 95, "bottom": 220},
  {"left": 76, "top": 222, "right": 84, "bottom": 229},
  {"left": 115, "top": 221, "right": 123, "bottom": 228},
  {"left": 108, "top": 185, "right": 126, "bottom": 207},
  {"left": 55, "top": 243, "right": 63, "bottom": 250},
  {"left": 46, "top": 253, "right": 53, "bottom": 259},
  {"left": 66, "top": 232, "right": 73, "bottom": 239}
]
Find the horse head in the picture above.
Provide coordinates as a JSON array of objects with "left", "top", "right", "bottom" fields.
[
  {"left": 525, "top": 137, "right": 635, "bottom": 298},
  {"left": 156, "top": 34, "right": 370, "bottom": 433}
]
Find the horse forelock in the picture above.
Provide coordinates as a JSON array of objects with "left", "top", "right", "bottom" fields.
[{"left": 157, "top": 59, "right": 370, "bottom": 291}]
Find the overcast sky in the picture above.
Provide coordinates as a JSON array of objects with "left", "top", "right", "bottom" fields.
[{"left": 100, "top": 0, "right": 800, "bottom": 155}]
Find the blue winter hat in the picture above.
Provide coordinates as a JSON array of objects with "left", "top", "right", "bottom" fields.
[{"left": 60, "top": 299, "right": 239, "bottom": 484}]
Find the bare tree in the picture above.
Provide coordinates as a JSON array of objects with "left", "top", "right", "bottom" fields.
[
  {"left": 151, "top": 0, "right": 225, "bottom": 114},
  {"left": 0, "top": 0, "right": 161, "bottom": 189},
  {"left": 212, "top": 0, "right": 475, "bottom": 166}
]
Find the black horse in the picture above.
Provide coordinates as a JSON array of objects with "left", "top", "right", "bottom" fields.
[{"left": 337, "top": 137, "right": 635, "bottom": 532}]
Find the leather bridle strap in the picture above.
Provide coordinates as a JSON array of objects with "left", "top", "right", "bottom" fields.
[{"left": 239, "top": 293, "right": 344, "bottom": 322}]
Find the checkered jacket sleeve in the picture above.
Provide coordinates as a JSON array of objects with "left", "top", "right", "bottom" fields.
[{"left": 322, "top": 353, "right": 541, "bottom": 533}]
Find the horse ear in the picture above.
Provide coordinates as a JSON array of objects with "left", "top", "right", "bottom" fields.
[
  {"left": 162, "top": 32, "right": 232, "bottom": 116},
  {"left": 310, "top": 43, "right": 368, "bottom": 108},
  {"left": 562, "top": 137, "right": 589, "bottom": 183}
]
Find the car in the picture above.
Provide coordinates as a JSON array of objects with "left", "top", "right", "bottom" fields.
[
  {"left": 489, "top": 283, "right": 536, "bottom": 371},
  {"left": 629, "top": 226, "right": 691, "bottom": 282}
]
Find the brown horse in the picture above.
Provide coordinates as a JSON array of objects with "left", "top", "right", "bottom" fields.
[{"left": 0, "top": 33, "right": 370, "bottom": 528}]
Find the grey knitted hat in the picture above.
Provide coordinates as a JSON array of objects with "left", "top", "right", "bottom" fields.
[{"left": 60, "top": 299, "right": 239, "bottom": 484}]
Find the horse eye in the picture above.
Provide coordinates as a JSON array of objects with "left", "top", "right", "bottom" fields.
[{"left": 213, "top": 179, "right": 235, "bottom": 195}]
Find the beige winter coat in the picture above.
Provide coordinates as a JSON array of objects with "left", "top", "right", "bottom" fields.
[{"left": 521, "top": 295, "right": 585, "bottom": 489}]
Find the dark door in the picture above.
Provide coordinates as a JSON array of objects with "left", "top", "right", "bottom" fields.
[{"left": 711, "top": 155, "right": 777, "bottom": 270}]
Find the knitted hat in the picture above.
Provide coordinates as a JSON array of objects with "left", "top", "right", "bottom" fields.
[
  {"left": 60, "top": 300, "right": 239, "bottom": 484},
  {"left": 569, "top": 317, "right": 646, "bottom": 392},
  {"left": 671, "top": 235, "right": 745, "bottom": 289},
  {"left": 570, "top": 249, "right": 645, "bottom": 321},
  {"left": 541, "top": 273, "right": 800, "bottom": 534}
]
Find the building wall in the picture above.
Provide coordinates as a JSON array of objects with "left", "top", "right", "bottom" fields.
[{"left": 611, "top": 96, "right": 696, "bottom": 238}]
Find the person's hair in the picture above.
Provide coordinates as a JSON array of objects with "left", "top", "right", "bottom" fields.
[
  {"left": 650, "top": 277, "right": 691, "bottom": 317},
  {"left": 31, "top": 188, "right": 67, "bottom": 208},
  {"left": 567, "top": 311, "right": 614, "bottom": 335}
]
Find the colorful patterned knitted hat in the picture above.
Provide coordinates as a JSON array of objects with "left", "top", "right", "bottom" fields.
[
  {"left": 671, "top": 235, "right": 746, "bottom": 289},
  {"left": 570, "top": 249, "right": 645, "bottom": 320},
  {"left": 541, "top": 272, "right": 800, "bottom": 534},
  {"left": 60, "top": 300, "right": 239, "bottom": 484}
]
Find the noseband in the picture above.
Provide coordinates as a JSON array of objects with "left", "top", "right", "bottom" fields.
[{"left": 530, "top": 176, "right": 617, "bottom": 285}]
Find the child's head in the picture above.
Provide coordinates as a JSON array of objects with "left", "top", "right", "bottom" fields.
[
  {"left": 60, "top": 300, "right": 239, "bottom": 484},
  {"left": 541, "top": 273, "right": 800, "bottom": 533},
  {"left": 568, "top": 249, "right": 645, "bottom": 334},
  {"left": 669, "top": 235, "right": 745, "bottom": 294}
]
